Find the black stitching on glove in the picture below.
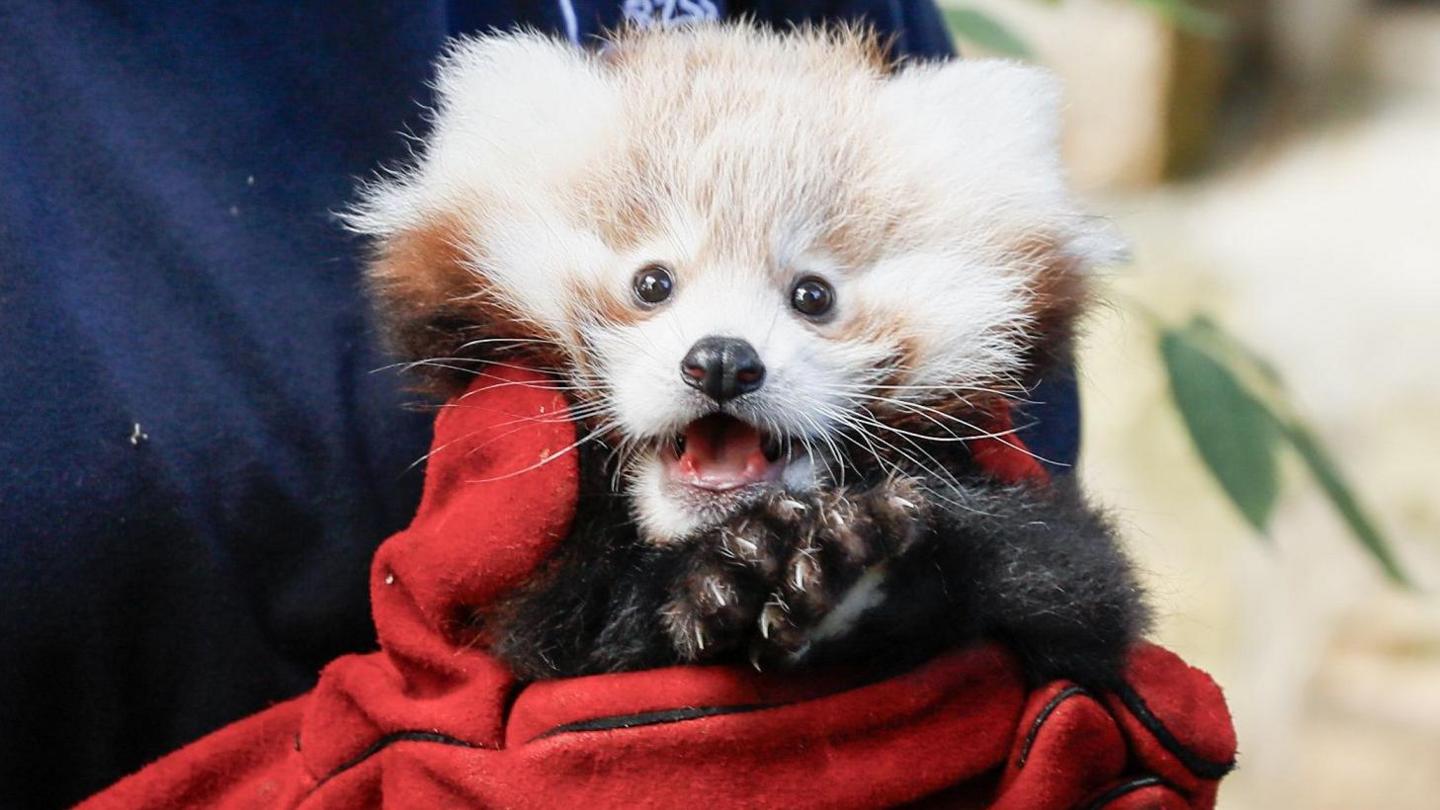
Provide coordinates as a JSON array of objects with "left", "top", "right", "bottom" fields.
[
  {"left": 1116, "top": 683, "right": 1236, "bottom": 780},
  {"left": 1016, "top": 685, "right": 1090, "bottom": 768}
]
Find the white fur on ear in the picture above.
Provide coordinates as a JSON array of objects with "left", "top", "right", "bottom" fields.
[
  {"left": 428, "top": 32, "right": 618, "bottom": 179},
  {"left": 877, "top": 60, "right": 1065, "bottom": 189},
  {"left": 1066, "top": 219, "right": 1131, "bottom": 267},
  {"left": 877, "top": 59, "right": 1127, "bottom": 268},
  {"left": 346, "top": 31, "right": 622, "bottom": 237}
]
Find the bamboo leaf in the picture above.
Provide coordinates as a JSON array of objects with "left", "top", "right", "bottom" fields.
[
  {"left": 1160, "top": 324, "right": 1282, "bottom": 533},
  {"left": 1160, "top": 315, "right": 1411, "bottom": 586},
  {"left": 1281, "top": 421, "right": 1413, "bottom": 587},
  {"left": 943, "top": 8, "right": 1033, "bottom": 59},
  {"left": 1133, "top": 0, "right": 1230, "bottom": 38},
  {"left": 1188, "top": 314, "right": 1285, "bottom": 388}
]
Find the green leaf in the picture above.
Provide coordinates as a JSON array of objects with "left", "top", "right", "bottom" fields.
[
  {"left": 1187, "top": 315, "right": 1285, "bottom": 388},
  {"left": 1160, "top": 324, "right": 1282, "bottom": 533},
  {"left": 1281, "top": 421, "right": 1413, "bottom": 587},
  {"left": 1133, "top": 0, "right": 1230, "bottom": 38},
  {"left": 943, "top": 8, "right": 1032, "bottom": 59},
  {"left": 1158, "top": 315, "right": 1411, "bottom": 586}
]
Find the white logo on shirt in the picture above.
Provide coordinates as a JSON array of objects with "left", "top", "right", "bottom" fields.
[{"left": 622, "top": 0, "right": 720, "bottom": 28}]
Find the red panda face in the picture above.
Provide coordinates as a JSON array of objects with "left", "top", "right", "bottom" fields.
[{"left": 347, "top": 25, "right": 1125, "bottom": 542}]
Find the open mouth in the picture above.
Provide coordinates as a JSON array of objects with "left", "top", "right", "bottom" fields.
[{"left": 661, "top": 414, "right": 790, "bottom": 492}]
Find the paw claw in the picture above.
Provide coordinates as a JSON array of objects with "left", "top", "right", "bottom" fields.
[
  {"left": 758, "top": 599, "right": 787, "bottom": 640},
  {"left": 702, "top": 576, "right": 730, "bottom": 608},
  {"left": 790, "top": 549, "right": 820, "bottom": 592},
  {"left": 776, "top": 497, "right": 809, "bottom": 517},
  {"left": 721, "top": 529, "right": 760, "bottom": 561}
]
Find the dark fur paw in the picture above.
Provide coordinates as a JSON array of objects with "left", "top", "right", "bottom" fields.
[{"left": 661, "top": 478, "right": 931, "bottom": 668}]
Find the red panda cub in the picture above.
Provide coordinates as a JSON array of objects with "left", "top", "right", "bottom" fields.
[{"left": 346, "top": 24, "right": 1147, "bottom": 687}]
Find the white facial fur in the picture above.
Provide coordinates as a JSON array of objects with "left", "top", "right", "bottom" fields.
[{"left": 346, "top": 25, "right": 1125, "bottom": 542}]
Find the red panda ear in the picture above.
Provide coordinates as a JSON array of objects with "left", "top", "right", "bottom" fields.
[
  {"left": 879, "top": 58, "right": 1130, "bottom": 266},
  {"left": 397, "top": 33, "right": 619, "bottom": 215},
  {"left": 879, "top": 58, "right": 1130, "bottom": 376},
  {"left": 879, "top": 58, "right": 1067, "bottom": 179},
  {"left": 346, "top": 33, "right": 616, "bottom": 394},
  {"left": 344, "top": 33, "right": 617, "bottom": 247}
]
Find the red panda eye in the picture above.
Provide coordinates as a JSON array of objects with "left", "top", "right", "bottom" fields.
[
  {"left": 633, "top": 263, "right": 674, "bottom": 305},
  {"left": 790, "top": 276, "right": 834, "bottom": 318}
]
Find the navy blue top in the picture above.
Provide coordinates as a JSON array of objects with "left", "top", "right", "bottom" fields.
[{"left": 0, "top": 3, "right": 1072, "bottom": 806}]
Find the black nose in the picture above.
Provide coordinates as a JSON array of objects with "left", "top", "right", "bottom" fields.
[{"left": 680, "top": 336, "right": 766, "bottom": 402}]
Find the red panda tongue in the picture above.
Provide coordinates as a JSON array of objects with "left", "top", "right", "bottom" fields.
[{"left": 676, "top": 415, "right": 771, "bottom": 490}]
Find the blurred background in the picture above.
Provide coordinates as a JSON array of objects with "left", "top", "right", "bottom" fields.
[{"left": 937, "top": 0, "right": 1440, "bottom": 806}]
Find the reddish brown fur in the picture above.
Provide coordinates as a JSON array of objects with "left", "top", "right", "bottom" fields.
[
  {"left": 367, "top": 217, "right": 568, "bottom": 395},
  {"left": 860, "top": 235, "right": 1088, "bottom": 444},
  {"left": 884, "top": 234, "right": 1086, "bottom": 440},
  {"left": 1015, "top": 234, "right": 1089, "bottom": 376},
  {"left": 818, "top": 190, "right": 915, "bottom": 270},
  {"left": 835, "top": 303, "right": 918, "bottom": 400},
  {"left": 577, "top": 143, "right": 663, "bottom": 252}
]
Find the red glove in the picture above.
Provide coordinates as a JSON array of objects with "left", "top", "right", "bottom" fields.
[
  {"left": 82, "top": 368, "right": 1234, "bottom": 809},
  {"left": 988, "top": 644, "right": 1236, "bottom": 810}
]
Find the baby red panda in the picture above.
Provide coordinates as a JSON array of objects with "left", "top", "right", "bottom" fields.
[{"left": 345, "top": 23, "right": 1147, "bottom": 687}]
